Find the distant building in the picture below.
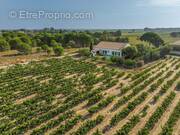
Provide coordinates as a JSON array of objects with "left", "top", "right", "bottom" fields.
[
  {"left": 170, "top": 40, "right": 180, "bottom": 55},
  {"left": 92, "top": 41, "right": 129, "bottom": 57}
]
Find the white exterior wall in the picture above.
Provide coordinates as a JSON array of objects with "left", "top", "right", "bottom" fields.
[{"left": 98, "top": 48, "right": 122, "bottom": 57}]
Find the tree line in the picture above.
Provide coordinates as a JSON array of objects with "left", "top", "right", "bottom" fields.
[
  {"left": 0, "top": 29, "right": 171, "bottom": 63},
  {"left": 0, "top": 29, "right": 124, "bottom": 55}
]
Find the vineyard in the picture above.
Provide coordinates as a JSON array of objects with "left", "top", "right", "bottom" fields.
[{"left": 0, "top": 56, "right": 180, "bottom": 135}]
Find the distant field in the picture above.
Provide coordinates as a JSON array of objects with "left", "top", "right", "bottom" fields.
[
  {"left": 0, "top": 56, "right": 180, "bottom": 135},
  {"left": 158, "top": 32, "right": 180, "bottom": 44},
  {"left": 122, "top": 32, "right": 180, "bottom": 45}
]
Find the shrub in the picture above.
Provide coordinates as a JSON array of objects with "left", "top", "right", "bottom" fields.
[
  {"left": 115, "top": 37, "right": 129, "bottom": 43},
  {"left": 116, "top": 57, "right": 124, "bottom": 66},
  {"left": 0, "top": 39, "right": 10, "bottom": 51},
  {"left": 160, "top": 45, "right": 171, "bottom": 58},
  {"left": 17, "top": 43, "right": 32, "bottom": 55},
  {"left": 110, "top": 56, "right": 117, "bottom": 63},
  {"left": 123, "top": 59, "right": 136, "bottom": 69},
  {"left": 78, "top": 48, "right": 91, "bottom": 57},
  {"left": 87, "top": 94, "right": 103, "bottom": 106},
  {"left": 41, "top": 44, "right": 49, "bottom": 51},
  {"left": 88, "top": 96, "right": 115, "bottom": 114},
  {"left": 9, "top": 37, "right": 22, "bottom": 49},
  {"left": 115, "top": 115, "right": 140, "bottom": 135},
  {"left": 36, "top": 47, "right": 42, "bottom": 53},
  {"left": 47, "top": 47, "right": 53, "bottom": 55},
  {"left": 50, "top": 40, "right": 59, "bottom": 47},
  {"left": 122, "top": 46, "right": 138, "bottom": 59},
  {"left": 151, "top": 50, "right": 160, "bottom": 61},
  {"left": 143, "top": 49, "right": 160, "bottom": 62},
  {"left": 74, "top": 115, "right": 104, "bottom": 135},
  {"left": 66, "top": 40, "right": 76, "bottom": 48},
  {"left": 53, "top": 45, "right": 64, "bottom": 56},
  {"left": 110, "top": 56, "right": 124, "bottom": 66},
  {"left": 101, "top": 56, "right": 106, "bottom": 60}
]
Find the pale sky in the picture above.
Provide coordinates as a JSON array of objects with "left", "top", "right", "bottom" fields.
[{"left": 0, "top": 0, "right": 180, "bottom": 29}]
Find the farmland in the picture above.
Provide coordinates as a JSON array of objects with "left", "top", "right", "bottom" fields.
[
  {"left": 122, "top": 32, "right": 180, "bottom": 45},
  {"left": 0, "top": 56, "right": 180, "bottom": 135}
]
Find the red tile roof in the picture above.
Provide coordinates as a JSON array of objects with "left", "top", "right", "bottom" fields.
[{"left": 94, "top": 41, "right": 128, "bottom": 50}]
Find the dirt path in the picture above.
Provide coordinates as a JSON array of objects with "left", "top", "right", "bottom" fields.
[
  {"left": 24, "top": 102, "right": 64, "bottom": 135},
  {"left": 107, "top": 60, "right": 180, "bottom": 135},
  {"left": 149, "top": 82, "right": 180, "bottom": 135},
  {"left": 172, "top": 119, "right": 180, "bottom": 135},
  {"left": 129, "top": 69, "right": 180, "bottom": 135},
  {"left": 72, "top": 72, "right": 149, "bottom": 134},
  {"left": 129, "top": 91, "right": 174, "bottom": 135},
  {"left": 108, "top": 88, "right": 172, "bottom": 135},
  {"left": 15, "top": 94, "right": 37, "bottom": 105},
  {"left": 87, "top": 60, "right": 173, "bottom": 135},
  {"left": 25, "top": 58, "right": 173, "bottom": 135},
  {"left": 25, "top": 73, "right": 122, "bottom": 135},
  {"left": 65, "top": 77, "right": 126, "bottom": 135}
]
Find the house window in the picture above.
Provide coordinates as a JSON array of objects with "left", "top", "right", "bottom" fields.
[
  {"left": 115, "top": 52, "right": 117, "bottom": 56},
  {"left": 118, "top": 52, "right": 121, "bottom": 56},
  {"left": 112, "top": 51, "right": 118, "bottom": 56},
  {"left": 103, "top": 50, "right": 107, "bottom": 55},
  {"left": 112, "top": 51, "right": 121, "bottom": 56}
]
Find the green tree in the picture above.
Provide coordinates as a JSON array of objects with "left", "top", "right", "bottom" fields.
[
  {"left": 90, "top": 43, "right": 93, "bottom": 51},
  {"left": 123, "top": 59, "right": 136, "bottom": 69},
  {"left": 140, "top": 32, "right": 164, "bottom": 47},
  {"left": 66, "top": 40, "right": 76, "bottom": 48},
  {"left": 144, "top": 49, "right": 160, "bottom": 62},
  {"left": 78, "top": 33, "right": 93, "bottom": 47},
  {"left": 100, "top": 31, "right": 110, "bottom": 41},
  {"left": 17, "top": 43, "right": 32, "bottom": 55},
  {"left": 50, "top": 40, "right": 58, "bottom": 47},
  {"left": 0, "top": 39, "right": 10, "bottom": 51},
  {"left": 36, "top": 47, "right": 42, "bottom": 53},
  {"left": 115, "top": 37, "right": 129, "bottom": 43},
  {"left": 136, "top": 44, "right": 152, "bottom": 57},
  {"left": 53, "top": 45, "right": 64, "bottom": 56},
  {"left": 9, "top": 37, "right": 22, "bottom": 49},
  {"left": 2, "top": 31, "right": 15, "bottom": 41},
  {"left": 110, "top": 56, "right": 124, "bottom": 66},
  {"left": 41, "top": 44, "right": 49, "bottom": 51},
  {"left": 113, "top": 30, "right": 122, "bottom": 37},
  {"left": 41, "top": 44, "right": 52, "bottom": 55},
  {"left": 54, "top": 33, "right": 63, "bottom": 43},
  {"left": 35, "top": 33, "right": 54, "bottom": 46},
  {"left": 160, "top": 45, "right": 171, "bottom": 58},
  {"left": 19, "top": 35, "right": 32, "bottom": 45},
  {"left": 63, "top": 33, "right": 76, "bottom": 45},
  {"left": 78, "top": 48, "right": 91, "bottom": 57},
  {"left": 122, "top": 46, "right": 138, "bottom": 59},
  {"left": 47, "top": 47, "right": 53, "bottom": 56}
]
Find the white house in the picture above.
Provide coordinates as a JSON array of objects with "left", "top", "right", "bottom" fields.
[{"left": 92, "top": 41, "right": 129, "bottom": 57}]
